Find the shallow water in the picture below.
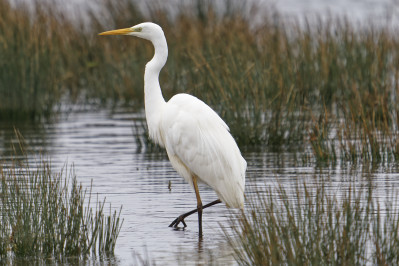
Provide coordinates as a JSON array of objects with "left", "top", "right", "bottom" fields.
[{"left": 1, "top": 107, "right": 399, "bottom": 265}]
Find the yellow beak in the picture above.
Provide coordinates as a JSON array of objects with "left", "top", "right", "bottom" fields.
[{"left": 98, "top": 28, "right": 134, "bottom": 36}]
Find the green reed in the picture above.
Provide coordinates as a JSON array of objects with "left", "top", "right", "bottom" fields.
[
  {"left": 227, "top": 179, "right": 399, "bottom": 265},
  {"left": 0, "top": 156, "right": 123, "bottom": 260}
]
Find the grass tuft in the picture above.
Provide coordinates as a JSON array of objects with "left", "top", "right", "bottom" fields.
[
  {"left": 0, "top": 145, "right": 123, "bottom": 260},
  {"left": 227, "top": 179, "right": 399, "bottom": 265}
]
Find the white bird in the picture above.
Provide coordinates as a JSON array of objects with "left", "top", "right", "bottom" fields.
[{"left": 99, "top": 22, "right": 246, "bottom": 237}]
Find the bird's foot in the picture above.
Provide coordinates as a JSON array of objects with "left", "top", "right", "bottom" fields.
[{"left": 169, "top": 214, "right": 187, "bottom": 228}]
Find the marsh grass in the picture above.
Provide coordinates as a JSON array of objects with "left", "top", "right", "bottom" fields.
[
  {"left": 0, "top": 0, "right": 149, "bottom": 120},
  {"left": 0, "top": 1, "right": 63, "bottom": 120},
  {"left": 100, "top": 1, "right": 399, "bottom": 159},
  {"left": 0, "top": 144, "right": 123, "bottom": 260},
  {"left": 228, "top": 179, "right": 399, "bottom": 265},
  {"left": 1, "top": 0, "right": 399, "bottom": 163}
]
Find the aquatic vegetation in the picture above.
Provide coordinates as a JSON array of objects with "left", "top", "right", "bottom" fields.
[
  {"left": 0, "top": 0, "right": 147, "bottom": 120},
  {"left": 0, "top": 151, "right": 123, "bottom": 259},
  {"left": 227, "top": 179, "right": 399, "bottom": 265},
  {"left": 0, "top": 1, "right": 63, "bottom": 120}
]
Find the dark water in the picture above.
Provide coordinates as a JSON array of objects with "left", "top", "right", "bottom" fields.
[{"left": 1, "top": 107, "right": 399, "bottom": 265}]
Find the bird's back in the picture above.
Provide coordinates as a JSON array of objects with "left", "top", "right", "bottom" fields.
[{"left": 160, "top": 93, "right": 246, "bottom": 209}]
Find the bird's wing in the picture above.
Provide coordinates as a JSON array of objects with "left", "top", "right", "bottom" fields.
[{"left": 161, "top": 93, "right": 246, "bottom": 208}]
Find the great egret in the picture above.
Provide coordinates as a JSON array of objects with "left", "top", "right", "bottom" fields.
[{"left": 99, "top": 22, "right": 246, "bottom": 237}]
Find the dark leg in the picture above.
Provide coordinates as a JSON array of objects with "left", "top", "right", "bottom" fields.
[
  {"left": 198, "top": 205, "right": 203, "bottom": 237},
  {"left": 168, "top": 199, "right": 222, "bottom": 228},
  {"left": 169, "top": 175, "right": 222, "bottom": 237}
]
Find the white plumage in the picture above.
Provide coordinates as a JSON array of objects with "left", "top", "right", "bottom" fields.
[
  {"left": 162, "top": 93, "right": 246, "bottom": 208},
  {"left": 99, "top": 22, "right": 246, "bottom": 235}
]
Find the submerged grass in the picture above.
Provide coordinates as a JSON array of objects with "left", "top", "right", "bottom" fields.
[
  {"left": 0, "top": 147, "right": 123, "bottom": 260},
  {"left": 1, "top": 0, "right": 398, "bottom": 163},
  {"left": 228, "top": 179, "right": 399, "bottom": 265}
]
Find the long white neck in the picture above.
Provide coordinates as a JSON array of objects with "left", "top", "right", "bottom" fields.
[{"left": 144, "top": 34, "right": 168, "bottom": 144}]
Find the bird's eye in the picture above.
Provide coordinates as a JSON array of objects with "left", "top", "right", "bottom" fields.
[{"left": 135, "top": 27, "right": 143, "bottom": 32}]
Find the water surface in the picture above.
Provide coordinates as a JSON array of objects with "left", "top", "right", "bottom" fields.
[{"left": 1, "top": 107, "right": 399, "bottom": 264}]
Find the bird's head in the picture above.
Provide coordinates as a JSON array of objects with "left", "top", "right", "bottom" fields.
[{"left": 99, "top": 22, "right": 164, "bottom": 42}]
